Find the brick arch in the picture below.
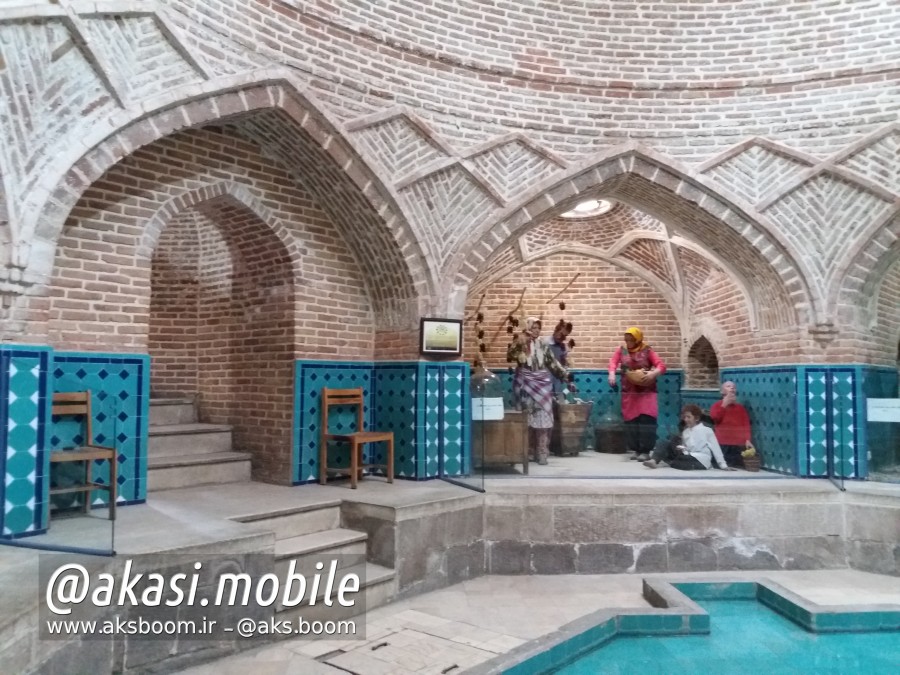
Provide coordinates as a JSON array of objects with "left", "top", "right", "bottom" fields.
[
  {"left": 498, "top": 243, "right": 684, "bottom": 314},
  {"left": 686, "top": 318, "right": 728, "bottom": 363},
  {"left": 836, "top": 209, "right": 900, "bottom": 331},
  {"left": 686, "top": 336, "right": 720, "bottom": 389},
  {"left": 860, "top": 253, "right": 900, "bottom": 366},
  {"left": 449, "top": 147, "right": 812, "bottom": 330},
  {"left": 22, "top": 72, "right": 429, "bottom": 326},
  {"left": 147, "top": 193, "right": 296, "bottom": 483},
  {"left": 138, "top": 182, "right": 298, "bottom": 265}
]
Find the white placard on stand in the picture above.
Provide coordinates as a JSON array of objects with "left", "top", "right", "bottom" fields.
[
  {"left": 867, "top": 398, "right": 900, "bottom": 423},
  {"left": 472, "top": 397, "right": 505, "bottom": 421}
]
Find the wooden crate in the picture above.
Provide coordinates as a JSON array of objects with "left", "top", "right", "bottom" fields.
[{"left": 472, "top": 410, "right": 529, "bottom": 474}]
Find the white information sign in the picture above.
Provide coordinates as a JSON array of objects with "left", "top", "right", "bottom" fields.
[
  {"left": 867, "top": 398, "right": 900, "bottom": 423},
  {"left": 472, "top": 397, "right": 505, "bottom": 421}
]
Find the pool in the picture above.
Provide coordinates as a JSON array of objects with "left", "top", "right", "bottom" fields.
[
  {"left": 555, "top": 597, "right": 900, "bottom": 674},
  {"left": 480, "top": 579, "right": 900, "bottom": 675}
]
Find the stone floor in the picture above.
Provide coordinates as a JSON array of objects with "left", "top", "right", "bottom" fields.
[
  {"left": 2, "top": 475, "right": 897, "bottom": 674},
  {"left": 175, "top": 569, "right": 900, "bottom": 675},
  {"left": 478, "top": 449, "right": 792, "bottom": 480}
]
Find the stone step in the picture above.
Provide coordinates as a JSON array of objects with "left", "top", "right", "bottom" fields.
[
  {"left": 275, "top": 529, "right": 368, "bottom": 572},
  {"left": 148, "top": 423, "right": 232, "bottom": 457},
  {"left": 275, "top": 562, "right": 396, "bottom": 618},
  {"left": 147, "top": 451, "right": 251, "bottom": 491},
  {"left": 231, "top": 503, "right": 342, "bottom": 540},
  {"left": 149, "top": 398, "right": 197, "bottom": 427}
]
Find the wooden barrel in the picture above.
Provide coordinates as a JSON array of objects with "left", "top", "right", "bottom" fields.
[{"left": 551, "top": 401, "right": 593, "bottom": 456}]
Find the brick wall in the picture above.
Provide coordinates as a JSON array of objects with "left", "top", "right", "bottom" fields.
[
  {"left": 872, "top": 258, "right": 900, "bottom": 368},
  {"left": 37, "top": 127, "right": 375, "bottom": 357},
  {"left": 28, "top": 126, "right": 388, "bottom": 483},
  {"left": 176, "top": 0, "right": 900, "bottom": 159},
  {"left": 149, "top": 210, "right": 203, "bottom": 396},
  {"left": 195, "top": 198, "right": 295, "bottom": 482},
  {"left": 2, "top": 3, "right": 900, "bottom": 372},
  {"left": 463, "top": 253, "right": 682, "bottom": 371}
]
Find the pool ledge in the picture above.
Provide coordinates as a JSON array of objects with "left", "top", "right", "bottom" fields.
[{"left": 465, "top": 578, "right": 900, "bottom": 675}]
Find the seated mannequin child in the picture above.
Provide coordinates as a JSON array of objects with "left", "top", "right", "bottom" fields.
[{"left": 643, "top": 404, "right": 736, "bottom": 471}]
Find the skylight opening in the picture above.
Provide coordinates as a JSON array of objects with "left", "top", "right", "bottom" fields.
[{"left": 560, "top": 199, "right": 614, "bottom": 219}]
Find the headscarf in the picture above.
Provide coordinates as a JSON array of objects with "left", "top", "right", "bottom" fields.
[
  {"left": 521, "top": 316, "right": 547, "bottom": 369},
  {"left": 624, "top": 326, "right": 646, "bottom": 353}
]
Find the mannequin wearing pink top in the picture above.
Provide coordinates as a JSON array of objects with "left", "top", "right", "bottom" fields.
[{"left": 607, "top": 327, "right": 667, "bottom": 461}]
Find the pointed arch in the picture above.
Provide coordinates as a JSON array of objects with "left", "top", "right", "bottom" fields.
[
  {"left": 686, "top": 336, "right": 720, "bottom": 389},
  {"left": 19, "top": 71, "right": 431, "bottom": 326},
  {"left": 837, "top": 209, "right": 900, "bottom": 330},
  {"left": 138, "top": 181, "right": 298, "bottom": 264},
  {"left": 447, "top": 144, "right": 813, "bottom": 329}
]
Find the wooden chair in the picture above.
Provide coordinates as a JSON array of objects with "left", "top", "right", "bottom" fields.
[
  {"left": 319, "top": 388, "right": 394, "bottom": 489},
  {"left": 49, "top": 391, "right": 117, "bottom": 520}
]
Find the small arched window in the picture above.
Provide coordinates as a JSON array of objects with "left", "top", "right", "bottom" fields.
[{"left": 687, "top": 336, "right": 719, "bottom": 389}]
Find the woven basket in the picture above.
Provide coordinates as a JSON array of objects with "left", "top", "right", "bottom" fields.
[{"left": 743, "top": 454, "right": 761, "bottom": 472}]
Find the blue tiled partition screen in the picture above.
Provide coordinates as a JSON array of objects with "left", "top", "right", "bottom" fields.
[
  {"left": 0, "top": 346, "right": 149, "bottom": 538},
  {"left": 1, "top": 350, "right": 893, "bottom": 537},
  {"left": 51, "top": 352, "right": 150, "bottom": 509},
  {"left": 293, "top": 360, "right": 470, "bottom": 484},
  {"left": 490, "top": 364, "right": 888, "bottom": 479},
  {"left": 0, "top": 346, "right": 51, "bottom": 537}
]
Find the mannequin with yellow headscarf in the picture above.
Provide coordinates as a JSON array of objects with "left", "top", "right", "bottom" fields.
[
  {"left": 607, "top": 327, "right": 667, "bottom": 461},
  {"left": 507, "top": 317, "right": 572, "bottom": 465}
]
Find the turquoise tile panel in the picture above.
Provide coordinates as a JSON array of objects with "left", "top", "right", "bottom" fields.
[
  {"left": 374, "top": 364, "right": 418, "bottom": 478},
  {"left": 0, "top": 346, "right": 51, "bottom": 537},
  {"left": 50, "top": 353, "right": 149, "bottom": 509},
  {"left": 293, "top": 361, "right": 374, "bottom": 484},
  {"left": 419, "top": 362, "right": 441, "bottom": 478},
  {"left": 656, "top": 371, "right": 684, "bottom": 439},
  {"left": 830, "top": 368, "right": 859, "bottom": 479},
  {"left": 721, "top": 367, "right": 799, "bottom": 475},
  {"left": 805, "top": 368, "right": 828, "bottom": 476},
  {"left": 439, "top": 363, "right": 469, "bottom": 477}
]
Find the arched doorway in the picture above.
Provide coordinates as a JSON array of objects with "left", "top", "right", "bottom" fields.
[
  {"left": 148, "top": 194, "right": 295, "bottom": 486},
  {"left": 686, "top": 336, "right": 720, "bottom": 389}
]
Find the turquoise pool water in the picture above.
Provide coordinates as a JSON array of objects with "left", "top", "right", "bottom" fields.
[{"left": 554, "top": 599, "right": 900, "bottom": 674}]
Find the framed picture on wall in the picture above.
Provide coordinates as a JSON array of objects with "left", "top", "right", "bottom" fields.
[{"left": 420, "top": 318, "right": 463, "bottom": 356}]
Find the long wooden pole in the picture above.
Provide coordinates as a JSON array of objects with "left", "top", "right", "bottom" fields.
[
  {"left": 546, "top": 273, "right": 580, "bottom": 305},
  {"left": 465, "top": 293, "right": 485, "bottom": 322}
]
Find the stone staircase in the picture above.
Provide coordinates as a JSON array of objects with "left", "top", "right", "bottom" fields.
[
  {"left": 147, "top": 397, "right": 252, "bottom": 491},
  {"left": 231, "top": 500, "right": 397, "bottom": 620}
]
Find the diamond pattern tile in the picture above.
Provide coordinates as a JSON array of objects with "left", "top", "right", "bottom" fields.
[
  {"left": 294, "top": 361, "right": 471, "bottom": 483},
  {"left": 294, "top": 361, "right": 374, "bottom": 484},
  {"left": 374, "top": 364, "right": 417, "bottom": 479},
  {"left": 437, "top": 363, "right": 468, "bottom": 477},
  {"left": 50, "top": 353, "right": 149, "bottom": 510},
  {"left": 830, "top": 369, "right": 859, "bottom": 479},
  {"left": 722, "top": 367, "right": 798, "bottom": 475},
  {"left": 0, "top": 346, "right": 51, "bottom": 537}
]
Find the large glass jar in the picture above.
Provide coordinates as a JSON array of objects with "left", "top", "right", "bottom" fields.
[
  {"left": 594, "top": 402, "right": 627, "bottom": 454},
  {"left": 470, "top": 366, "right": 504, "bottom": 420}
]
